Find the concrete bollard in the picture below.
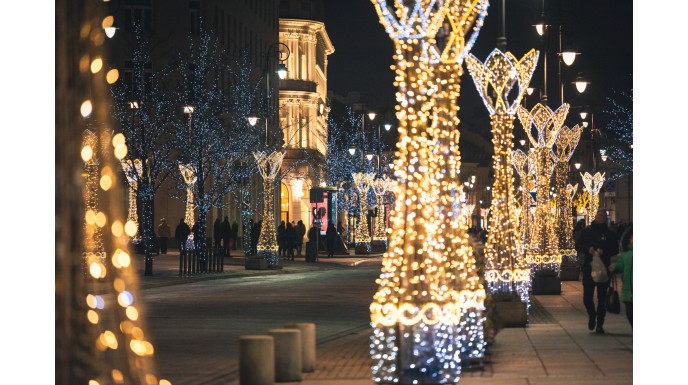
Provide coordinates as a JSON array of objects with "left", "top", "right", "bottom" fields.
[
  {"left": 239, "top": 335, "right": 274, "bottom": 385},
  {"left": 268, "top": 328, "right": 302, "bottom": 382},
  {"left": 285, "top": 323, "right": 316, "bottom": 372}
]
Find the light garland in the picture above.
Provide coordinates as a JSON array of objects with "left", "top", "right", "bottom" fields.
[
  {"left": 512, "top": 149, "right": 535, "bottom": 254},
  {"left": 552, "top": 125, "right": 583, "bottom": 260},
  {"left": 254, "top": 150, "right": 285, "bottom": 268},
  {"left": 121, "top": 159, "right": 142, "bottom": 240},
  {"left": 73, "top": 4, "right": 163, "bottom": 383},
  {"left": 178, "top": 163, "right": 197, "bottom": 245},
  {"left": 581, "top": 172, "right": 605, "bottom": 224},
  {"left": 516, "top": 103, "right": 568, "bottom": 276},
  {"left": 83, "top": 129, "right": 106, "bottom": 273},
  {"left": 369, "top": 1, "right": 487, "bottom": 382},
  {"left": 352, "top": 172, "right": 376, "bottom": 251},
  {"left": 465, "top": 48, "right": 538, "bottom": 304},
  {"left": 372, "top": 177, "right": 395, "bottom": 242}
]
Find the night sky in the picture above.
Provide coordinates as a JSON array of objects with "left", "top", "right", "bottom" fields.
[{"left": 324, "top": 0, "right": 633, "bottom": 131}]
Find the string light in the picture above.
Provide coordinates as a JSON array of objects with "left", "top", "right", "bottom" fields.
[
  {"left": 372, "top": 177, "right": 395, "bottom": 242},
  {"left": 552, "top": 125, "right": 583, "bottom": 262},
  {"left": 581, "top": 172, "right": 605, "bottom": 225},
  {"left": 82, "top": 129, "right": 106, "bottom": 273},
  {"left": 178, "top": 163, "right": 197, "bottom": 246},
  {"left": 121, "top": 159, "right": 142, "bottom": 240},
  {"left": 465, "top": 48, "right": 539, "bottom": 304},
  {"left": 254, "top": 151, "right": 285, "bottom": 268},
  {"left": 369, "top": 1, "right": 487, "bottom": 382},
  {"left": 352, "top": 172, "right": 375, "bottom": 252}
]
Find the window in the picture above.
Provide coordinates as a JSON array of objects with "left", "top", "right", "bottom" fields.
[
  {"left": 189, "top": 0, "right": 201, "bottom": 35},
  {"left": 124, "top": 0, "right": 153, "bottom": 33},
  {"left": 123, "top": 60, "right": 152, "bottom": 100},
  {"left": 281, "top": 183, "right": 290, "bottom": 223}
]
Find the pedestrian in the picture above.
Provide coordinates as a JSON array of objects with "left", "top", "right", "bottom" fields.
[
  {"left": 609, "top": 226, "right": 633, "bottom": 327},
  {"left": 175, "top": 218, "right": 191, "bottom": 252},
  {"left": 295, "top": 220, "right": 306, "bottom": 257},
  {"left": 251, "top": 220, "right": 261, "bottom": 256},
  {"left": 575, "top": 209, "right": 619, "bottom": 334},
  {"left": 277, "top": 221, "right": 286, "bottom": 258},
  {"left": 286, "top": 221, "right": 297, "bottom": 261},
  {"left": 326, "top": 221, "right": 337, "bottom": 258},
  {"left": 213, "top": 217, "right": 222, "bottom": 250},
  {"left": 308, "top": 223, "right": 319, "bottom": 261},
  {"left": 221, "top": 216, "right": 231, "bottom": 257},
  {"left": 157, "top": 218, "right": 171, "bottom": 254}
]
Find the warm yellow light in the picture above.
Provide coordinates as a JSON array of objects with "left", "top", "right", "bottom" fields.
[
  {"left": 111, "top": 220, "right": 124, "bottom": 237},
  {"left": 562, "top": 51, "right": 577, "bottom": 66},
  {"left": 103, "top": 330, "right": 118, "bottom": 349},
  {"left": 111, "top": 370, "right": 124, "bottom": 384},
  {"left": 81, "top": 100, "right": 93, "bottom": 117},
  {"left": 81, "top": 146, "right": 93, "bottom": 162},
  {"left": 124, "top": 220, "right": 138, "bottom": 237},
  {"left": 89, "top": 262, "right": 106, "bottom": 279},
  {"left": 112, "top": 249, "right": 131, "bottom": 268},
  {"left": 102, "top": 15, "right": 114, "bottom": 28},
  {"left": 85, "top": 209, "right": 97, "bottom": 225},
  {"left": 99, "top": 174, "right": 112, "bottom": 190},
  {"left": 89, "top": 381, "right": 100, "bottom": 385},
  {"left": 112, "top": 133, "right": 126, "bottom": 147},
  {"left": 86, "top": 294, "right": 97, "bottom": 309},
  {"left": 106, "top": 69, "right": 119, "bottom": 84},
  {"left": 90, "top": 58, "right": 103, "bottom": 73},
  {"left": 95, "top": 212, "right": 107, "bottom": 227},
  {"left": 87, "top": 310, "right": 99, "bottom": 324},
  {"left": 159, "top": 380, "right": 172, "bottom": 385},
  {"left": 114, "top": 278, "right": 125, "bottom": 292},
  {"left": 126, "top": 306, "right": 139, "bottom": 320},
  {"left": 114, "top": 144, "right": 128, "bottom": 159}
]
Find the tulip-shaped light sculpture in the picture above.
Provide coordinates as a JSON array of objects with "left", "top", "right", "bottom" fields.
[
  {"left": 179, "top": 163, "right": 197, "bottom": 247},
  {"left": 352, "top": 172, "right": 376, "bottom": 253},
  {"left": 516, "top": 103, "right": 568, "bottom": 276},
  {"left": 581, "top": 172, "right": 605, "bottom": 225},
  {"left": 254, "top": 150, "right": 285, "bottom": 268},
  {"left": 121, "top": 158, "right": 143, "bottom": 240},
  {"left": 372, "top": 176, "right": 395, "bottom": 242},
  {"left": 369, "top": 0, "right": 486, "bottom": 383},
  {"left": 552, "top": 125, "right": 583, "bottom": 263},
  {"left": 512, "top": 149, "right": 536, "bottom": 255},
  {"left": 465, "top": 48, "right": 539, "bottom": 304}
]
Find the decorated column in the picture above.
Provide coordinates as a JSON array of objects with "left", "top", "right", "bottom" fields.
[
  {"left": 179, "top": 163, "right": 197, "bottom": 247},
  {"left": 82, "top": 129, "right": 106, "bottom": 274},
  {"left": 372, "top": 177, "right": 395, "bottom": 243},
  {"left": 254, "top": 150, "right": 285, "bottom": 268},
  {"left": 352, "top": 172, "right": 375, "bottom": 254},
  {"left": 517, "top": 104, "right": 568, "bottom": 277},
  {"left": 465, "top": 49, "right": 539, "bottom": 304},
  {"left": 121, "top": 159, "right": 142, "bottom": 240},
  {"left": 581, "top": 172, "right": 605, "bottom": 224},
  {"left": 512, "top": 149, "right": 535, "bottom": 253}
]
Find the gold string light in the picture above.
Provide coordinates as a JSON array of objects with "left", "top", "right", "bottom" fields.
[
  {"left": 372, "top": 177, "right": 395, "bottom": 242},
  {"left": 512, "top": 148, "right": 535, "bottom": 252},
  {"left": 254, "top": 151, "right": 285, "bottom": 267},
  {"left": 352, "top": 172, "right": 375, "bottom": 250},
  {"left": 581, "top": 172, "right": 605, "bottom": 224},
  {"left": 516, "top": 103, "right": 568, "bottom": 275},
  {"left": 465, "top": 48, "right": 539, "bottom": 303},
  {"left": 178, "top": 163, "right": 197, "bottom": 244},
  {"left": 121, "top": 159, "right": 142, "bottom": 240},
  {"left": 369, "top": 1, "right": 488, "bottom": 383},
  {"left": 83, "top": 129, "right": 107, "bottom": 276},
  {"left": 552, "top": 125, "right": 583, "bottom": 259}
]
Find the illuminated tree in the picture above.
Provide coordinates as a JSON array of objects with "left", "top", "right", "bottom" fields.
[
  {"left": 601, "top": 89, "right": 633, "bottom": 180},
  {"left": 369, "top": 1, "right": 488, "bottom": 383}
]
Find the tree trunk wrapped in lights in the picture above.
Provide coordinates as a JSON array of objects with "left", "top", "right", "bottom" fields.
[
  {"left": 465, "top": 49, "right": 539, "bottom": 304},
  {"left": 121, "top": 159, "right": 142, "bottom": 240},
  {"left": 516, "top": 103, "right": 568, "bottom": 276},
  {"left": 254, "top": 150, "right": 285, "bottom": 268},
  {"left": 352, "top": 172, "right": 375, "bottom": 253},
  {"left": 369, "top": 1, "right": 488, "bottom": 383},
  {"left": 512, "top": 149, "right": 536, "bottom": 255},
  {"left": 581, "top": 172, "right": 605, "bottom": 224},
  {"left": 552, "top": 125, "right": 584, "bottom": 262},
  {"left": 82, "top": 129, "right": 106, "bottom": 274},
  {"left": 372, "top": 177, "right": 395, "bottom": 242},
  {"left": 179, "top": 163, "right": 197, "bottom": 247}
]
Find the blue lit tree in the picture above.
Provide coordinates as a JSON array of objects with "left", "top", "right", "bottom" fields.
[
  {"left": 110, "top": 26, "right": 176, "bottom": 276},
  {"left": 601, "top": 89, "right": 633, "bottom": 180}
]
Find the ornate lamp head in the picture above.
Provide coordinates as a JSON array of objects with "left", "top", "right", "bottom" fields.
[
  {"left": 552, "top": 124, "right": 584, "bottom": 162},
  {"left": 517, "top": 103, "right": 569, "bottom": 149},
  {"left": 178, "top": 163, "right": 197, "bottom": 186},
  {"left": 466, "top": 49, "right": 539, "bottom": 115}
]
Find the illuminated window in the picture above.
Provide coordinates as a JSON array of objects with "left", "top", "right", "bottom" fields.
[{"left": 280, "top": 183, "right": 289, "bottom": 223}]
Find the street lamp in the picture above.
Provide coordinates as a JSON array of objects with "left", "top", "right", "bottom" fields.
[
  {"left": 574, "top": 73, "right": 589, "bottom": 93},
  {"left": 574, "top": 162, "right": 581, "bottom": 170}
]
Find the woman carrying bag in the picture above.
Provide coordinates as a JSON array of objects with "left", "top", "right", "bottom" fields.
[{"left": 610, "top": 226, "right": 633, "bottom": 328}]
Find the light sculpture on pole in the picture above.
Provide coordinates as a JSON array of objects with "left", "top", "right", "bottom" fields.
[
  {"left": 121, "top": 158, "right": 142, "bottom": 240},
  {"left": 368, "top": 0, "right": 486, "bottom": 383},
  {"left": 254, "top": 150, "right": 285, "bottom": 268},
  {"left": 512, "top": 148, "right": 536, "bottom": 254},
  {"left": 352, "top": 172, "right": 375, "bottom": 253},
  {"left": 581, "top": 171, "right": 605, "bottom": 225},
  {"left": 372, "top": 176, "right": 394, "bottom": 243},
  {"left": 82, "top": 129, "right": 106, "bottom": 272},
  {"left": 516, "top": 103, "right": 568, "bottom": 276},
  {"left": 551, "top": 125, "right": 583, "bottom": 263},
  {"left": 465, "top": 48, "right": 539, "bottom": 304},
  {"left": 179, "top": 163, "right": 196, "bottom": 246}
]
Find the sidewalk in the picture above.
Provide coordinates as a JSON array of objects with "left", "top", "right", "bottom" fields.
[{"left": 228, "top": 280, "right": 633, "bottom": 385}]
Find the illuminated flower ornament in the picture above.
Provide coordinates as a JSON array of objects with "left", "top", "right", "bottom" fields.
[
  {"left": 352, "top": 172, "right": 376, "bottom": 252},
  {"left": 178, "top": 163, "right": 197, "bottom": 244},
  {"left": 512, "top": 148, "right": 536, "bottom": 252},
  {"left": 423, "top": 0, "right": 488, "bottom": 64},
  {"left": 517, "top": 103, "right": 569, "bottom": 275},
  {"left": 369, "top": 0, "right": 486, "bottom": 382},
  {"left": 552, "top": 125, "right": 583, "bottom": 259},
  {"left": 372, "top": 177, "right": 395, "bottom": 242},
  {"left": 254, "top": 150, "right": 285, "bottom": 268},
  {"left": 121, "top": 159, "right": 143, "bottom": 240},
  {"left": 581, "top": 172, "right": 605, "bottom": 225},
  {"left": 465, "top": 49, "right": 539, "bottom": 304}
]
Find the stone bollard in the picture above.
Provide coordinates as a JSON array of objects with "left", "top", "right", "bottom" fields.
[
  {"left": 268, "top": 328, "right": 302, "bottom": 382},
  {"left": 239, "top": 335, "right": 274, "bottom": 385},
  {"left": 285, "top": 323, "right": 316, "bottom": 372}
]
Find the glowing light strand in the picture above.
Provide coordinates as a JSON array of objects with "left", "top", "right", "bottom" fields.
[
  {"left": 254, "top": 151, "right": 285, "bottom": 267},
  {"left": 581, "top": 172, "right": 605, "bottom": 225},
  {"left": 552, "top": 125, "right": 583, "bottom": 259}
]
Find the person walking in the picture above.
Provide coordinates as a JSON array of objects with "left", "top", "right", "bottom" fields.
[
  {"left": 157, "top": 218, "right": 171, "bottom": 254},
  {"left": 326, "top": 221, "right": 337, "bottom": 258},
  {"left": 213, "top": 217, "right": 222, "bottom": 250},
  {"left": 295, "top": 220, "right": 306, "bottom": 257},
  {"left": 285, "top": 221, "right": 297, "bottom": 261},
  {"left": 221, "top": 216, "right": 231, "bottom": 257},
  {"left": 175, "top": 219, "right": 191, "bottom": 252},
  {"left": 575, "top": 209, "right": 619, "bottom": 334},
  {"left": 610, "top": 226, "right": 633, "bottom": 327},
  {"left": 277, "top": 221, "right": 286, "bottom": 258}
]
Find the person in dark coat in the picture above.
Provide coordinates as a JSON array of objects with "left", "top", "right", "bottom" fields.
[
  {"left": 221, "top": 216, "right": 231, "bottom": 256},
  {"left": 575, "top": 209, "right": 619, "bottom": 334},
  {"left": 295, "top": 220, "right": 306, "bottom": 257},
  {"left": 326, "top": 221, "right": 337, "bottom": 258},
  {"left": 213, "top": 217, "right": 222, "bottom": 249},
  {"left": 175, "top": 219, "right": 191, "bottom": 252},
  {"left": 277, "top": 221, "right": 286, "bottom": 258},
  {"left": 251, "top": 220, "right": 261, "bottom": 255},
  {"left": 285, "top": 222, "right": 297, "bottom": 261}
]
